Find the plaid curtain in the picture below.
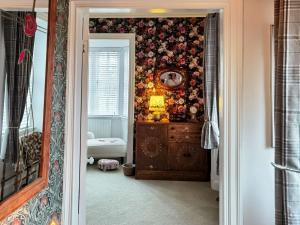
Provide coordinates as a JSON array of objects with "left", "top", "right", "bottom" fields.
[
  {"left": 2, "top": 12, "right": 35, "bottom": 164},
  {"left": 274, "top": 1, "right": 300, "bottom": 224},
  {"left": 201, "top": 13, "right": 220, "bottom": 150}
]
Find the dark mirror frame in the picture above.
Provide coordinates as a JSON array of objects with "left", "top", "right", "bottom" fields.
[
  {"left": 0, "top": 0, "right": 56, "bottom": 220},
  {"left": 156, "top": 68, "right": 188, "bottom": 90}
]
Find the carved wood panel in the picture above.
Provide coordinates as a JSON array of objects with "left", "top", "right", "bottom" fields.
[{"left": 136, "top": 124, "right": 168, "bottom": 171}]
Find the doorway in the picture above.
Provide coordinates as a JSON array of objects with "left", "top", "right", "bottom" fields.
[
  {"left": 66, "top": 3, "right": 244, "bottom": 224},
  {"left": 86, "top": 33, "right": 135, "bottom": 164}
]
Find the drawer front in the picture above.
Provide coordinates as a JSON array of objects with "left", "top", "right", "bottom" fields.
[
  {"left": 137, "top": 124, "right": 166, "bottom": 136},
  {"left": 136, "top": 124, "right": 168, "bottom": 171},
  {"left": 168, "top": 143, "right": 209, "bottom": 171},
  {"left": 168, "top": 133, "right": 201, "bottom": 143},
  {"left": 168, "top": 123, "right": 202, "bottom": 134}
]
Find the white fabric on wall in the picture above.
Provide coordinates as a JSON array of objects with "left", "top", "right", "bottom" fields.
[{"left": 211, "top": 148, "right": 219, "bottom": 191}]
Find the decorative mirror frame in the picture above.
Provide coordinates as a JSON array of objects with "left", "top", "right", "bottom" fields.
[
  {"left": 0, "top": 0, "right": 56, "bottom": 220},
  {"left": 156, "top": 68, "right": 188, "bottom": 90}
]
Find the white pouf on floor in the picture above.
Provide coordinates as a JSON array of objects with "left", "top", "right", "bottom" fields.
[{"left": 98, "top": 159, "right": 119, "bottom": 171}]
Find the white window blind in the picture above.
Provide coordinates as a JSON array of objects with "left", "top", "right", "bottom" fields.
[{"left": 88, "top": 48, "right": 121, "bottom": 116}]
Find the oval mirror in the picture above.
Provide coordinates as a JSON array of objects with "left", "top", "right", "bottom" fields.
[{"left": 158, "top": 69, "right": 186, "bottom": 89}]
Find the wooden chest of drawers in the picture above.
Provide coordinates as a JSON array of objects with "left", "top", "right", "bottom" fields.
[{"left": 135, "top": 122, "right": 210, "bottom": 181}]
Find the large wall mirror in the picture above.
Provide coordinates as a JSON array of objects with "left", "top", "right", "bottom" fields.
[{"left": 0, "top": 0, "right": 56, "bottom": 219}]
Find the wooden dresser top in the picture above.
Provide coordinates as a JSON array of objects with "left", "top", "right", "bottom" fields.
[{"left": 136, "top": 121, "right": 203, "bottom": 125}]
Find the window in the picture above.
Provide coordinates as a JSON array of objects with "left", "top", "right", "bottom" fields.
[
  {"left": 2, "top": 78, "right": 33, "bottom": 132},
  {"left": 88, "top": 48, "right": 122, "bottom": 116}
]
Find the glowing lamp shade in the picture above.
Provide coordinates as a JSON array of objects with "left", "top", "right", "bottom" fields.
[
  {"left": 149, "top": 96, "right": 165, "bottom": 122},
  {"left": 149, "top": 96, "right": 165, "bottom": 112}
]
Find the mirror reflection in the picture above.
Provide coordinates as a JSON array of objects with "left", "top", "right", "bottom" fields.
[
  {"left": 160, "top": 71, "right": 183, "bottom": 88},
  {"left": 0, "top": 10, "right": 47, "bottom": 201}
]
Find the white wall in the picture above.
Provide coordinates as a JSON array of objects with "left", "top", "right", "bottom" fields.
[{"left": 242, "top": 0, "right": 275, "bottom": 224}]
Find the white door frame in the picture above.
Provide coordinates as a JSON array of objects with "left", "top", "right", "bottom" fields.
[
  {"left": 63, "top": 1, "right": 243, "bottom": 225},
  {"left": 88, "top": 33, "right": 136, "bottom": 164}
]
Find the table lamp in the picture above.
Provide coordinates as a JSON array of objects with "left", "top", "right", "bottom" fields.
[{"left": 149, "top": 95, "right": 165, "bottom": 122}]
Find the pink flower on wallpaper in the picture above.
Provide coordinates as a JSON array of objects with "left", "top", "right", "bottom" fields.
[
  {"left": 149, "top": 42, "right": 156, "bottom": 50},
  {"left": 192, "top": 71, "right": 200, "bottom": 78},
  {"left": 147, "top": 27, "right": 156, "bottom": 35},
  {"left": 193, "top": 103, "right": 200, "bottom": 108},
  {"left": 137, "top": 82, "right": 145, "bottom": 89},
  {"left": 137, "top": 51, "right": 144, "bottom": 59},
  {"left": 167, "top": 20, "right": 174, "bottom": 26},
  {"left": 41, "top": 195, "right": 49, "bottom": 206},
  {"left": 24, "top": 14, "right": 37, "bottom": 37},
  {"left": 178, "top": 58, "right": 186, "bottom": 66},
  {"left": 11, "top": 218, "right": 21, "bottom": 225},
  {"left": 190, "top": 79, "right": 197, "bottom": 87},
  {"left": 102, "top": 25, "right": 108, "bottom": 32},
  {"left": 178, "top": 105, "right": 186, "bottom": 113},
  {"left": 54, "top": 159, "right": 60, "bottom": 171},
  {"left": 138, "top": 20, "right": 145, "bottom": 27},
  {"left": 56, "top": 63, "right": 63, "bottom": 73},
  {"left": 147, "top": 58, "right": 155, "bottom": 66},
  {"left": 178, "top": 90, "right": 185, "bottom": 97},
  {"left": 159, "top": 33, "right": 165, "bottom": 40},
  {"left": 177, "top": 43, "right": 186, "bottom": 50},
  {"left": 179, "top": 26, "right": 186, "bottom": 33},
  {"left": 118, "top": 27, "right": 125, "bottom": 33},
  {"left": 168, "top": 36, "right": 175, "bottom": 43},
  {"left": 189, "top": 48, "right": 197, "bottom": 55}
]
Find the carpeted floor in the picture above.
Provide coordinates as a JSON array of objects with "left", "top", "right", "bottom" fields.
[{"left": 86, "top": 165, "right": 219, "bottom": 225}]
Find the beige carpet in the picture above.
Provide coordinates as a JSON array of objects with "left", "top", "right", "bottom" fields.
[{"left": 86, "top": 165, "right": 219, "bottom": 225}]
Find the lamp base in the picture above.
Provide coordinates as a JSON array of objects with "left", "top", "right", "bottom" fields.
[{"left": 153, "top": 113, "right": 161, "bottom": 122}]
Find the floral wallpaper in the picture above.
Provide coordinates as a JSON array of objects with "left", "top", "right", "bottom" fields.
[
  {"left": 89, "top": 17, "right": 206, "bottom": 121},
  {"left": 0, "top": 0, "right": 68, "bottom": 224}
]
